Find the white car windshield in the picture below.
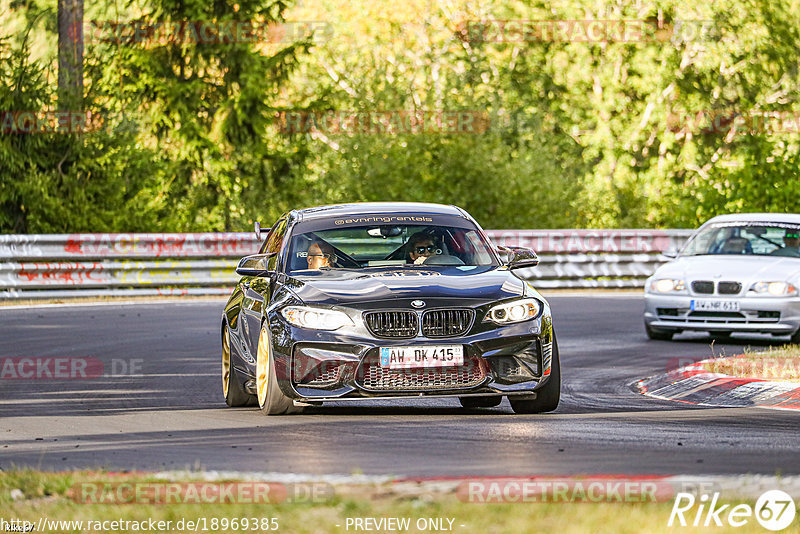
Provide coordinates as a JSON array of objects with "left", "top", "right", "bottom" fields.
[{"left": 681, "top": 222, "right": 800, "bottom": 258}]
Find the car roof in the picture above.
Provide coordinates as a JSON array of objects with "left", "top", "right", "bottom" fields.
[
  {"left": 701, "top": 213, "right": 800, "bottom": 226},
  {"left": 291, "top": 202, "right": 467, "bottom": 222}
]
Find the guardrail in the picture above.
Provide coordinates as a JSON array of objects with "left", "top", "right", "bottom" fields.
[{"left": 0, "top": 230, "right": 693, "bottom": 299}]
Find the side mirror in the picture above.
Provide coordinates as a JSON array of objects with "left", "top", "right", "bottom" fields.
[
  {"left": 236, "top": 254, "right": 275, "bottom": 277},
  {"left": 661, "top": 248, "right": 678, "bottom": 259},
  {"left": 254, "top": 221, "right": 270, "bottom": 240},
  {"left": 498, "top": 246, "right": 539, "bottom": 269}
]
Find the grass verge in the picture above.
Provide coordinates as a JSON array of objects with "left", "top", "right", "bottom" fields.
[{"left": 1, "top": 470, "right": 798, "bottom": 533}]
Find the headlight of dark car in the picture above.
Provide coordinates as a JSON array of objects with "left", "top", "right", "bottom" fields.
[
  {"left": 281, "top": 306, "right": 354, "bottom": 330},
  {"left": 484, "top": 298, "right": 541, "bottom": 325}
]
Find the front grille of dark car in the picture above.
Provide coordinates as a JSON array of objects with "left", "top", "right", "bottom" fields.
[
  {"left": 691, "top": 281, "right": 715, "bottom": 294},
  {"left": 718, "top": 281, "right": 742, "bottom": 294},
  {"left": 421, "top": 309, "right": 474, "bottom": 338},
  {"left": 355, "top": 351, "right": 488, "bottom": 391},
  {"left": 364, "top": 311, "right": 418, "bottom": 338}
]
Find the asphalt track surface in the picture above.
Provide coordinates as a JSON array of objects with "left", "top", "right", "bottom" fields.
[{"left": 1, "top": 295, "right": 799, "bottom": 477}]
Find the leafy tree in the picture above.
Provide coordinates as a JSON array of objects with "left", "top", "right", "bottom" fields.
[{"left": 3, "top": 0, "right": 800, "bottom": 233}]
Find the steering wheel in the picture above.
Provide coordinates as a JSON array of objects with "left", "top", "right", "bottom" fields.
[
  {"left": 329, "top": 248, "right": 360, "bottom": 268},
  {"left": 422, "top": 254, "right": 465, "bottom": 266}
]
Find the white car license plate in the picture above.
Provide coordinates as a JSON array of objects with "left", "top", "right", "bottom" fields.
[
  {"left": 379, "top": 345, "right": 464, "bottom": 369},
  {"left": 690, "top": 299, "right": 740, "bottom": 312}
]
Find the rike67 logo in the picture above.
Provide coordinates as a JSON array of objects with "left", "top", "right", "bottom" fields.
[{"left": 669, "top": 490, "right": 796, "bottom": 531}]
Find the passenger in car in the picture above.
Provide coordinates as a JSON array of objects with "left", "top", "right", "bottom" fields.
[
  {"left": 719, "top": 237, "right": 750, "bottom": 254},
  {"left": 406, "top": 232, "right": 442, "bottom": 264}
]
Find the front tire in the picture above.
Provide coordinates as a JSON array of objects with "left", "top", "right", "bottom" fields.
[
  {"left": 222, "top": 325, "right": 254, "bottom": 407},
  {"left": 459, "top": 396, "right": 502, "bottom": 408},
  {"left": 510, "top": 335, "right": 561, "bottom": 414},
  {"left": 789, "top": 328, "right": 800, "bottom": 344},
  {"left": 256, "top": 324, "right": 300, "bottom": 415},
  {"left": 645, "top": 323, "right": 675, "bottom": 341}
]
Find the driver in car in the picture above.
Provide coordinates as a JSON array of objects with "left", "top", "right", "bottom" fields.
[
  {"left": 406, "top": 232, "right": 441, "bottom": 264},
  {"left": 771, "top": 230, "right": 800, "bottom": 257},
  {"left": 306, "top": 241, "right": 335, "bottom": 269}
]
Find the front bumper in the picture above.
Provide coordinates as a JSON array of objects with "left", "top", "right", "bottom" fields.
[
  {"left": 643, "top": 292, "right": 800, "bottom": 335},
  {"left": 264, "top": 315, "right": 555, "bottom": 401}
]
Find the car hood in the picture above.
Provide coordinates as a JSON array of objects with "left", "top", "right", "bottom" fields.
[
  {"left": 654, "top": 255, "right": 800, "bottom": 282},
  {"left": 286, "top": 267, "right": 526, "bottom": 306}
]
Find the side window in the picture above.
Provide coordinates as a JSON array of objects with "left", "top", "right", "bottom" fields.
[
  {"left": 266, "top": 218, "right": 289, "bottom": 254},
  {"left": 264, "top": 218, "right": 289, "bottom": 271},
  {"left": 258, "top": 218, "right": 288, "bottom": 255},
  {"left": 257, "top": 230, "right": 271, "bottom": 254}
]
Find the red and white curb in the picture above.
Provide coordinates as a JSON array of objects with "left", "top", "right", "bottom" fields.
[{"left": 636, "top": 358, "right": 800, "bottom": 410}]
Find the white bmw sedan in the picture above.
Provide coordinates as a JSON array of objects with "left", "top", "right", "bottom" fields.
[{"left": 644, "top": 213, "right": 800, "bottom": 341}]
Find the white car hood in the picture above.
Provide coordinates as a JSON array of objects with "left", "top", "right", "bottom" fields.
[{"left": 654, "top": 255, "right": 800, "bottom": 283}]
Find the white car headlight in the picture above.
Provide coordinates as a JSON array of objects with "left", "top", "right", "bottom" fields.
[
  {"left": 281, "top": 306, "right": 354, "bottom": 330},
  {"left": 485, "top": 298, "right": 541, "bottom": 325},
  {"left": 648, "top": 278, "right": 686, "bottom": 293},
  {"left": 749, "top": 281, "right": 798, "bottom": 296}
]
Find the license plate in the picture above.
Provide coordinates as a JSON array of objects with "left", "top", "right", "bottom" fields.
[
  {"left": 379, "top": 345, "right": 464, "bottom": 369},
  {"left": 690, "top": 299, "right": 740, "bottom": 312}
]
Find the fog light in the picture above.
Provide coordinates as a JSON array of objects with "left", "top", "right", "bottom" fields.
[{"left": 490, "top": 356, "right": 536, "bottom": 385}]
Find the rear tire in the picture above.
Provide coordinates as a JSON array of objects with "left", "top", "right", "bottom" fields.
[
  {"left": 645, "top": 323, "right": 674, "bottom": 341},
  {"left": 510, "top": 335, "right": 561, "bottom": 414},
  {"left": 459, "top": 396, "right": 502, "bottom": 409},
  {"left": 256, "top": 324, "right": 301, "bottom": 415},
  {"left": 222, "top": 325, "right": 255, "bottom": 407}
]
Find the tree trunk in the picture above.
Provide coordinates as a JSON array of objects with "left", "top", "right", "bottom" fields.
[{"left": 58, "top": 0, "right": 83, "bottom": 110}]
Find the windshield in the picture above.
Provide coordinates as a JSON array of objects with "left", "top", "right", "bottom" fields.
[
  {"left": 681, "top": 222, "right": 800, "bottom": 258},
  {"left": 286, "top": 223, "right": 499, "bottom": 273}
]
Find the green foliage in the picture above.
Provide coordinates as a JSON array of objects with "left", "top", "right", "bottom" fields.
[
  {"left": 2, "top": 0, "right": 800, "bottom": 233},
  {"left": 1, "top": 0, "right": 312, "bottom": 232},
  {"left": 0, "top": 22, "right": 169, "bottom": 233}
]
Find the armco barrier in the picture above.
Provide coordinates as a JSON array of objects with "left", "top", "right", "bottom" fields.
[{"left": 0, "top": 230, "right": 693, "bottom": 299}]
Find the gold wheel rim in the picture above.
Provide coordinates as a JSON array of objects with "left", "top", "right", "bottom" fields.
[
  {"left": 222, "top": 327, "right": 231, "bottom": 397},
  {"left": 256, "top": 327, "right": 270, "bottom": 407}
]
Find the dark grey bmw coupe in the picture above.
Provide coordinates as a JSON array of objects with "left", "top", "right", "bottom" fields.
[{"left": 221, "top": 202, "right": 559, "bottom": 414}]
